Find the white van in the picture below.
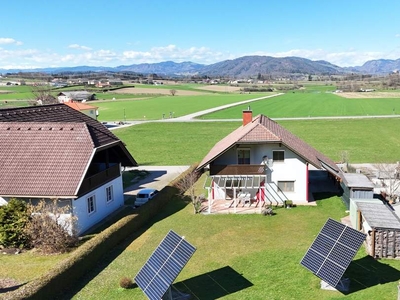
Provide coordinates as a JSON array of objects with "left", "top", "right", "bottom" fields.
[{"left": 135, "top": 188, "right": 159, "bottom": 207}]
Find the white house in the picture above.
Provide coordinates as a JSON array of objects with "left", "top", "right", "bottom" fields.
[
  {"left": 57, "top": 91, "right": 96, "bottom": 103},
  {"left": 197, "top": 109, "right": 342, "bottom": 212},
  {"left": 64, "top": 101, "right": 99, "bottom": 120},
  {"left": 0, "top": 104, "right": 137, "bottom": 235}
]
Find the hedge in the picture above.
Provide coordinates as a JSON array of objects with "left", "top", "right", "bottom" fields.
[{"left": 1, "top": 164, "right": 198, "bottom": 300}]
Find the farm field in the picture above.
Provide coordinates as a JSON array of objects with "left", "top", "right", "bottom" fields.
[
  {"left": 113, "top": 117, "right": 400, "bottom": 165},
  {"left": 69, "top": 195, "right": 400, "bottom": 300},
  {"left": 94, "top": 93, "right": 270, "bottom": 121},
  {"left": 199, "top": 92, "right": 400, "bottom": 119}
]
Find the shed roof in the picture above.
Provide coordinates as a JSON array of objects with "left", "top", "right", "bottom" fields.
[
  {"left": 343, "top": 173, "right": 374, "bottom": 189},
  {"left": 356, "top": 201, "right": 400, "bottom": 229}
]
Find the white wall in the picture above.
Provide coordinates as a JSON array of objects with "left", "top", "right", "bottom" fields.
[
  {"left": 213, "top": 143, "right": 309, "bottom": 204},
  {"left": 72, "top": 176, "right": 124, "bottom": 235}
]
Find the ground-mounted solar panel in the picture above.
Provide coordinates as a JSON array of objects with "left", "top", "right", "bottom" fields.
[
  {"left": 300, "top": 218, "right": 366, "bottom": 288},
  {"left": 135, "top": 230, "right": 196, "bottom": 300}
]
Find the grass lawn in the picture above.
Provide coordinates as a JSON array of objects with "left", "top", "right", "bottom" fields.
[
  {"left": 95, "top": 93, "right": 270, "bottom": 121},
  {"left": 69, "top": 194, "right": 400, "bottom": 299},
  {"left": 199, "top": 92, "right": 400, "bottom": 119},
  {"left": 0, "top": 250, "right": 72, "bottom": 285},
  {"left": 113, "top": 117, "right": 400, "bottom": 165}
]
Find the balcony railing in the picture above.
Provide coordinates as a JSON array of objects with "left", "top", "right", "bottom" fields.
[
  {"left": 210, "top": 164, "right": 266, "bottom": 176},
  {"left": 78, "top": 164, "right": 120, "bottom": 195}
]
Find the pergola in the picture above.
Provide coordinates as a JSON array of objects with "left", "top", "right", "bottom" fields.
[{"left": 203, "top": 174, "right": 267, "bottom": 213}]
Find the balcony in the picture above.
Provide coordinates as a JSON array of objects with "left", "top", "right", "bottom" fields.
[
  {"left": 210, "top": 164, "right": 266, "bottom": 176},
  {"left": 79, "top": 164, "right": 120, "bottom": 195}
]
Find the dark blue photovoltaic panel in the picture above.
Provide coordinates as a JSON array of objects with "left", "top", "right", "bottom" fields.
[
  {"left": 320, "top": 218, "right": 345, "bottom": 241},
  {"left": 340, "top": 226, "right": 367, "bottom": 250},
  {"left": 300, "top": 218, "right": 366, "bottom": 288},
  {"left": 135, "top": 230, "right": 196, "bottom": 300},
  {"left": 301, "top": 248, "right": 325, "bottom": 274}
]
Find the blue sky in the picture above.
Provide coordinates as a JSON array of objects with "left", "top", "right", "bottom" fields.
[{"left": 1, "top": 0, "right": 400, "bottom": 69}]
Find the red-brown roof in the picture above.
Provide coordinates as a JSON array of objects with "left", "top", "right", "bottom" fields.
[
  {"left": 0, "top": 104, "right": 137, "bottom": 166},
  {"left": 64, "top": 101, "right": 98, "bottom": 111},
  {"left": 0, "top": 122, "right": 94, "bottom": 197},
  {"left": 197, "top": 114, "right": 339, "bottom": 174}
]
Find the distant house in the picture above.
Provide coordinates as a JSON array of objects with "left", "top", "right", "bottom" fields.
[
  {"left": 57, "top": 91, "right": 96, "bottom": 103},
  {"left": 0, "top": 104, "right": 137, "bottom": 235},
  {"left": 197, "top": 109, "right": 342, "bottom": 212},
  {"left": 64, "top": 101, "right": 99, "bottom": 119}
]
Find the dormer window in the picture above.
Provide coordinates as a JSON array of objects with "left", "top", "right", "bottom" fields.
[{"left": 273, "top": 150, "right": 284, "bottom": 162}]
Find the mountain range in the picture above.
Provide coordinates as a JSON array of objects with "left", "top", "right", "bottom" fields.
[{"left": 2, "top": 56, "right": 400, "bottom": 77}]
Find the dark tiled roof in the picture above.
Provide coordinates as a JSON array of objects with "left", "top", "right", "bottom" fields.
[
  {"left": 0, "top": 104, "right": 116, "bottom": 147},
  {"left": 0, "top": 104, "right": 137, "bottom": 166},
  {"left": 197, "top": 114, "right": 339, "bottom": 174},
  {"left": 0, "top": 122, "right": 93, "bottom": 197}
]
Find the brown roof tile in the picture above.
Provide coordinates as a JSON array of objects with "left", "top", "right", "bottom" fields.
[
  {"left": 197, "top": 114, "right": 339, "bottom": 174},
  {"left": 0, "top": 104, "right": 137, "bottom": 166},
  {"left": 0, "top": 122, "right": 94, "bottom": 197}
]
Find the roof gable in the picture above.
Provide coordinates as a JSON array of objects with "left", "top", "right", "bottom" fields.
[
  {"left": 197, "top": 114, "right": 339, "bottom": 173},
  {"left": 0, "top": 122, "right": 94, "bottom": 197}
]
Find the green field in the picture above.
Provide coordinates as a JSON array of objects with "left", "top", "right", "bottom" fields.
[
  {"left": 113, "top": 117, "right": 400, "bottom": 165},
  {"left": 199, "top": 92, "right": 400, "bottom": 119},
  {"left": 95, "top": 93, "right": 269, "bottom": 121},
  {"left": 70, "top": 195, "right": 400, "bottom": 300}
]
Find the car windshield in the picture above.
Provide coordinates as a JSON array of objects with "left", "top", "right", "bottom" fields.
[{"left": 137, "top": 194, "right": 148, "bottom": 198}]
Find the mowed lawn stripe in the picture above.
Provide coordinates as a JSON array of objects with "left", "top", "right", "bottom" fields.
[{"left": 199, "top": 93, "right": 400, "bottom": 119}]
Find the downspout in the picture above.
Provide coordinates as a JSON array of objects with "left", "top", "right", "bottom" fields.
[
  {"left": 371, "top": 229, "right": 376, "bottom": 258},
  {"left": 306, "top": 163, "right": 309, "bottom": 202}
]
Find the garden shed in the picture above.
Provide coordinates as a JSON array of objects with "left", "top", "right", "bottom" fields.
[
  {"left": 341, "top": 173, "right": 374, "bottom": 209},
  {"left": 350, "top": 199, "right": 400, "bottom": 259}
]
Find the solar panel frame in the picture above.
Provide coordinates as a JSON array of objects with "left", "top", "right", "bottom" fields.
[
  {"left": 135, "top": 230, "right": 196, "bottom": 300},
  {"left": 300, "top": 218, "right": 366, "bottom": 288}
]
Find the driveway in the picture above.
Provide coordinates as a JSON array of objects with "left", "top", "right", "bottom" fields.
[{"left": 123, "top": 165, "right": 190, "bottom": 198}]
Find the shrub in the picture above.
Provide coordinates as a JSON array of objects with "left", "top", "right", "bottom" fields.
[
  {"left": 25, "top": 199, "right": 78, "bottom": 254},
  {"left": 0, "top": 198, "right": 30, "bottom": 248},
  {"left": 119, "top": 276, "right": 134, "bottom": 289}
]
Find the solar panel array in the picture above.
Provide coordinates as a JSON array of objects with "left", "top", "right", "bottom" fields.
[
  {"left": 135, "top": 230, "right": 196, "bottom": 300},
  {"left": 300, "top": 218, "right": 366, "bottom": 288}
]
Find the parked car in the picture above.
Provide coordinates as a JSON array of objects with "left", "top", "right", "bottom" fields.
[{"left": 135, "top": 188, "right": 159, "bottom": 207}]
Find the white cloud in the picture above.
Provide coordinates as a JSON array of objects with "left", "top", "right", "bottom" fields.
[
  {"left": 122, "top": 45, "right": 229, "bottom": 64},
  {"left": 0, "top": 38, "right": 22, "bottom": 46},
  {"left": 0, "top": 43, "right": 398, "bottom": 69},
  {"left": 68, "top": 44, "right": 92, "bottom": 51}
]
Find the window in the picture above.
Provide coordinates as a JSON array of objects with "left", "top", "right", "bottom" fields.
[
  {"left": 278, "top": 181, "right": 295, "bottom": 192},
  {"left": 237, "top": 149, "right": 250, "bottom": 164},
  {"left": 87, "top": 195, "right": 96, "bottom": 214},
  {"left": 106, "top": 185, "right": 113, "bottom": 203},
  {"left": 273, "top": 150, "right": 285, "bottom": 162}
]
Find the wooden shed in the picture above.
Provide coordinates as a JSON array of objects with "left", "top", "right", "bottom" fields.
[
  {"left": 350, "top": 199, "right": 400, "bottom": 259},
  {"left": 341, "top": 173, "right": 374, "bottom": 209}
]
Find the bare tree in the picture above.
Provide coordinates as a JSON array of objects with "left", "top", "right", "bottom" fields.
[
  {"left": 169, "top": 89, "right": 177, "bottom": 96},
  {"left": 175, "top": 171, "right": 203, "bottom": 214},
  {"left": 25, "top": 199, "right": 78, "bottom": 253},
  {"left": 31, "top": 84, "right": 58, "bottom": 105},
  {"left": 374, "top": 163, "right": 400, "bottom": 202}
]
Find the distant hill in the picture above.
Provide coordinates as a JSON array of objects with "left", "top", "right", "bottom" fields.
[
  {"left": 350, "top": 58, "right": 400, "bottom": 74},
  {"left": 115, "top": 61, "right": 205, "bottom": 75},
  {"left": 198, "top": 56, "right": 344, "bottom": 77},
  {"left": 1, "top": 55, "right": 400, "bottom": 77}
]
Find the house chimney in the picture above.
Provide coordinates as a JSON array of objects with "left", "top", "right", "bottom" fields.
[{"left": 242, "top": 106, "right": 252, "bottom": 126}]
